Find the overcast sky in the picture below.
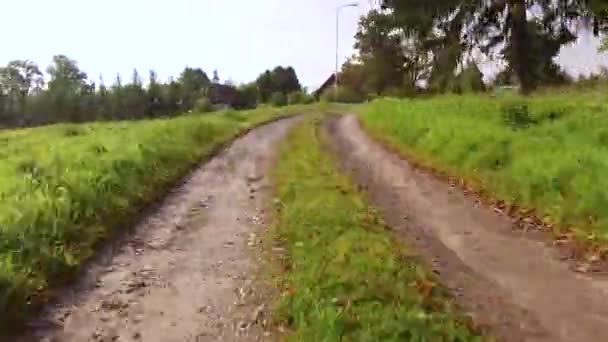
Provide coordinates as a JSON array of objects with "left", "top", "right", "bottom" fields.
[
  {"left": 1, "top": 0, "right": 371, "bottom": 90},
  {"left": 1, "top": 0, "right": 606, "bottom": 90}
]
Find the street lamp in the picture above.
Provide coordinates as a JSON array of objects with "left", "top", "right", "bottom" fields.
[{"left": 335, "top": 2, "right": 359, "bottom": 101}]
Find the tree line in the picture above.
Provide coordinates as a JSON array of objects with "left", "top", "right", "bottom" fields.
[
  {"left": 0, "top": 55, "right": 309, "bottom": 128},
  {"left": 333, "top": 0, "right": 608, "bottom": 101}
]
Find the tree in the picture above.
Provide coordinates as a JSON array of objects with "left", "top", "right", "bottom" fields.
[
  {"left": 456, "top": 61, "right": 486, "bottom": 93},
  {"left": 123, "top": 69, "right": 146, "bottom": 119},
  {"left": 339, "top": 58, "right": 366, "bottom": 94},
  {"left": 95, "top": 74, "right": 110, "bottom": 119},
  {"left": 47, "top": 55, "right": 87, "bottom": 93},
  {"left": 166, "top": 77, "right": 182, "bottom": 114},
  {"left": 255, "top": 66, "right": 302, "bottom": 102},
  {"left": 0, "top": 85, "right": 7, "bottom": 124},
  {"left": 355, "top": 10, "right": 407, "bottom": 94},
  {"left": 110, "top": 73, "right": 125, "bottom": 119},
  {"left": 255, "top": 70, "right": 274, "bottom": 102},
  {"left": 0, "top": 55, "right": 310, "bottom": 127},
  {"left": 46, "top": 55, "right": 88, "bottom": 121},
  {"left": 376, "top": 0, "right": 599, "bottom": 94},
  {"left": 147, "top": 70, "right": 164, "bottom": 117},
  {"left": 179, "top": 67, "right": 210, "bottom": 110},
  {"left": 0, "top": 60, "right": 43, "bottom": 122},
  {"left": 233, "top": 83, "right": 259, "bottom": 110},
  {"left": 272, "top": 66, "right": 301, "bottom": 94}
]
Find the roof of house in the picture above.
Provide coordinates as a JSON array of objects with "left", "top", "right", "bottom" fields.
[
  {"left": 313, "top": 74, "right": 337, "bottom": 99},
  {"left": 207, "top": 83, "right": 238, "bottom": 105}
]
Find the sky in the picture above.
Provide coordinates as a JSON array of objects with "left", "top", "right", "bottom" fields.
[
  {"left": 0, "top": 0, "right": 371, "bottom": 90},
  {"left": 1, "top": 0, "right": 606, "bottom": 90}
]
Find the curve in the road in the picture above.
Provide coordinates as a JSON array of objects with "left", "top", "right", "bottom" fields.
[{"left": 19, "top": 117, "right": 300, "bottom": 342}]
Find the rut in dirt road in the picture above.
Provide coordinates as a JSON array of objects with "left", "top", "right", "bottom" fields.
[
  {"left": 326, "top": 114, "right": 608, "bottom": 342},
  {"left": 19, "top": 117, "right": 300, "bottom": 342}
]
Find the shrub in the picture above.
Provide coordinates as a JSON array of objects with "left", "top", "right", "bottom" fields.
[
  {"left": 234, "top": 83, "right": 259, "bottom": 110},
  {"left": 287, "top": 91, "right": 315, "bottom": 105},
  {"left": 287, "top": 91, "right": 303, "bottom": 105},
  {"left": 321, "top": 86, "right": 365, "bottom": 103},
  {"left": 194, "top": 97, "right": 213, "bottom": 113},
  {"left": 270, "top": 92, "right": 288, "bottom": 107}
]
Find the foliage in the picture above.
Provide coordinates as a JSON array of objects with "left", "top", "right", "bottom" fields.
[
  {"left": 0, "top": 56, "right": 303, "bottom": 128},
  {"left": 337, "top": 59, "right": 368, "bottom": 95},
  {"left": 233, "top": 83, "right": 259, "bottom": 110},
  {"left": 179, "top": 67, "right": 210, "bottom": 110},
  {"left": 270, "top": 92, "right": 287, "bottom": 107},
  {"left": 287, "top": 91, "right": 314, "bottom": 105},
  {"left": 272, "top": 118, "right": 481, "bottom": 341},
  {"left": 359, "top": 85, "right": 608, "bottom": 247},
  {"left": 256, "top": 66, "right": 302, "bottom": 103},
  {"left": 0, "top": 60, "right": 43, "bottom": 123},
  {"left": 360, "top": 0, "right": 608, "bottom": 95},
  {"left": 321, "top": 86, "right": 366, "bottom": 103},
  {"left": 0, "top": 106, "right": 300, "bottom": 332},
  {"left": 354, "top": 11, "right": 407, "bottom": 94},
  {"left": 457, "top": 62, "right": 487, "bottom": 93},
  {"left": 193, "top": 97, "right": 213, "bottom": 113}
]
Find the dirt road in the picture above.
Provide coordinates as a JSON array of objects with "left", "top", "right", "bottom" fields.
[
  {"left": 19, "top": 117, "right": 299, "bottom": 342},
  {"left": 326, "top": 114, "right": 608, "bottom": 342}
]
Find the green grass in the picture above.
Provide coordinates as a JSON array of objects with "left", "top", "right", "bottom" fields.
[
  {"left": 0, "top": 106, "right": 308, "bottom": 332},
  {"left": 358, "top": 87, "right": 608, "bottom": 248},
  {"left": 271, "top": 117, "right": 480, "bottom": 341}
]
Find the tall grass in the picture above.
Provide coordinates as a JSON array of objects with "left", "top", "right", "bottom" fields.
[
  {"left": 271, "top": 117, "right": 480, "bottom": 341},
  {"left": 359, "top": 87, "right": 608, "bottom": 246},
  {"left": 0, "top": 106, "right": 304, "bottom": 332}
]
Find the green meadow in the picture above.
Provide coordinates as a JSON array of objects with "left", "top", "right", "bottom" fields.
[{"left": 359, "top": 87, "right": 608, "bottom": 247}]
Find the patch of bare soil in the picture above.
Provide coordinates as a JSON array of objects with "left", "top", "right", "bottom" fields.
[
  {"left": 17, "top": 117, "right": 299, "bottom": 342},
  {"left": 325, "top": 114, "right": 608, "bottom": 342}
]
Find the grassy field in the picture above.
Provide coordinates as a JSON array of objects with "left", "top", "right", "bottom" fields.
[
  {"left": 359, "top": 87, "right": 608, "bottom": 249},
  {"left": 271, "top": 117, "right": 480, "bottom": 341},
  {"left": 0, "top": 107, "right": 305, "bottom": 331}
]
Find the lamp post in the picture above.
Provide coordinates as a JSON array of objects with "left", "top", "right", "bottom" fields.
[{"left": 335, "top": 2, "right": 359, "bottom": 101}]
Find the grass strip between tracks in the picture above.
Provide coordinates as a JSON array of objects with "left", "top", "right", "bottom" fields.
[{"left": 271, "top": 116, "right": 482, "bottom": 341}]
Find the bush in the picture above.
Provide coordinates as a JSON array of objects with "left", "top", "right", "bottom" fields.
[
  {"left": 194, "top": 97, "right": 213, "bottom": 113},
  {"left": 286, "top": 91, "right": 301, "bottom": 104},
  {"left": 287, "top": 91, "right": 315, "bottom": 105},
  {"left": 320, "top": 86, "right": 365, "bottom": 103},
  {"left": 270, "top": 92, "right": 288, "bottom": 107},
  {"left": 234, "top": 83, "right": 259, "bottom": 110}
]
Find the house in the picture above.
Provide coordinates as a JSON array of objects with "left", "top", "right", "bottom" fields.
[
  {"left": 313, "top": 74, "right": 337, "bottom": 100},
  {"left": 207, "top": 83, "right": 238, "bottom": 109}
]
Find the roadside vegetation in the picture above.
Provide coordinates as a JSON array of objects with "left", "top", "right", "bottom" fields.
[
  {"left": 359, "top": 86, "right": 608, "bottom": 249},
  {"left": 270, "top": 117, "right": 481, "bottom": 341},
  {"left": 0, "top": 56, "right": 310, "bottom": 129},
  {"left": 0, "top": 106, "right": 305, "bottom": 332}
]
